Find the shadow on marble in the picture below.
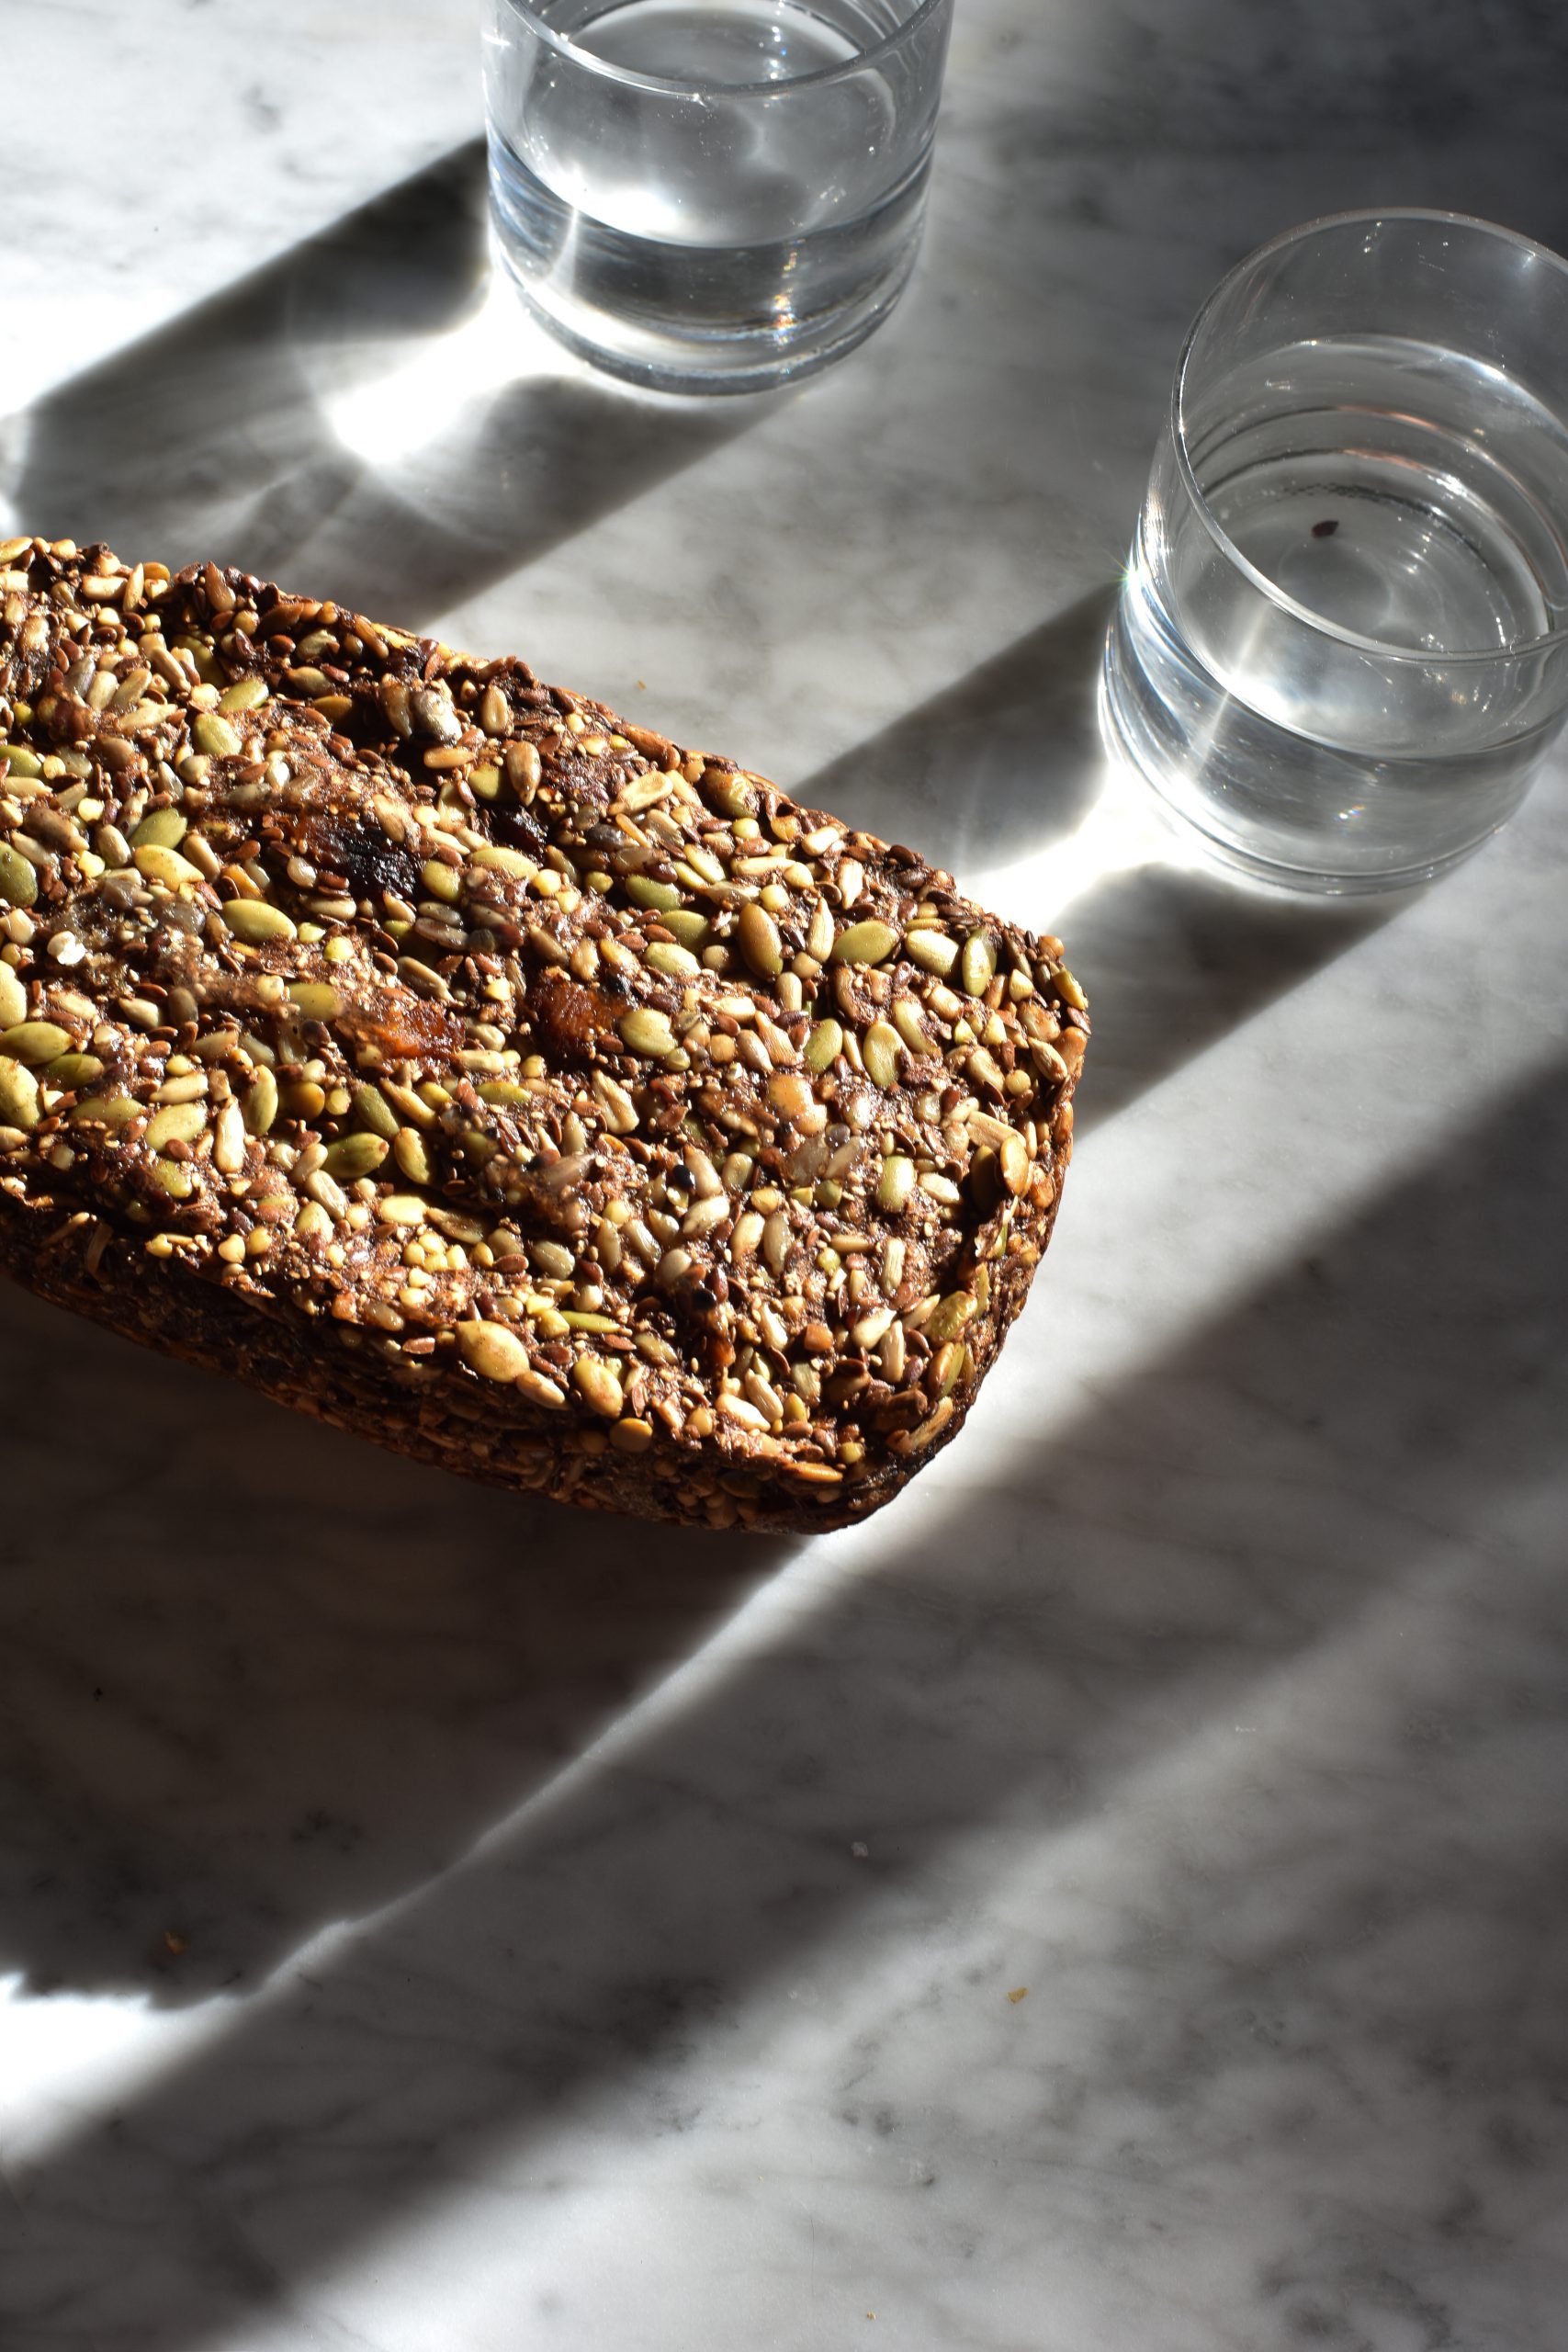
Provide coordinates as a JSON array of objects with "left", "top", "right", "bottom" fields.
[
  {"left": 793, "top": 584, "right": 1394, "bottom": 1134},
  {"left": 0, "top": 1283, "right": 789, "bottom": 2005},
  {"left": 1062, "top": 857, "right": 1392, "bottom": 1133},
  {"left": 790, "top": 588, "right": 1116, "bottom": 878},
  {"left": 5, "top": 140, "right": 771, "bottom": 629},
  {"left": 7, "top": 1056, "right": 1566, "bottom": 2343}
]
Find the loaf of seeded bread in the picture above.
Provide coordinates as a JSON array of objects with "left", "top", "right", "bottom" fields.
[{"left": 0, "top": 538, "right": 1086, "bottom": 1531}]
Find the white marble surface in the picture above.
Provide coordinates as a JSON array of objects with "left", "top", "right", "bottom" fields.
[{"left": 4, "top": 2, "right": 1568, "bottom": 2346}]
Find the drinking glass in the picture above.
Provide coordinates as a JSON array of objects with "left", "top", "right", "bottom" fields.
[
  {"left": 1101, "top": 211, "right": 1568, "bottom": 892},
  {"left": 482, "top": 0, "right": 955, "bottom": 394}
]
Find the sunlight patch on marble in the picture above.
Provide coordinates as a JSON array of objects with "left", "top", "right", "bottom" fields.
[
  {"left": 0, "top": 1975, "right": 236, "bottom": 2174},
  {"left": 312, "top": 272, "right": 564, "bottom": 473}
]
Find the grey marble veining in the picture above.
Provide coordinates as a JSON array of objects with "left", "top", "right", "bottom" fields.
[{"left": 3, "top": 3, "right": 1568, "bottom": 2346}]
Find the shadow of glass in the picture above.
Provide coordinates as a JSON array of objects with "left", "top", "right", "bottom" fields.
[
  {"left": 1064, "top": 856, "right": 1392, "bottom": 1132},
  {"left": 0, "top": 1283, "right": 788, "bottom": 2007},
  {"left": 7, "top": 1053, "right": 1565, "bottom": 2344},
  {"left": 3, "top": 140, "right": 771, "bottom": 630},
  {"left": 787, "top": 587, "right": 1116, "bottom": 876}
]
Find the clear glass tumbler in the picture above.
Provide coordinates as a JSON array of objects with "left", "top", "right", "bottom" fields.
[
  {"left": 482, "top": 0, "right": 954, "bottom": 395},
  {"left": 1102, "top": 211, "right": 1568, "bottom": 892}
]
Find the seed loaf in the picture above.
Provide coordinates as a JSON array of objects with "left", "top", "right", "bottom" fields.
[{"left": 0, "top": 538, "right": 1086, "bottom": 1531}]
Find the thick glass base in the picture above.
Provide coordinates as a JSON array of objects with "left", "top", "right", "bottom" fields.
[
  {"left": 488, "top": 134, "right": 927, "bottom": 396},
  {"left": 1100, "top": 566, "right": 1553, "bottom": 897}
]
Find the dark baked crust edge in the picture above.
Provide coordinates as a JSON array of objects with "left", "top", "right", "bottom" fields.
[{"left": 0, "top": 1167, "right": 1064, "bottom": 1533}]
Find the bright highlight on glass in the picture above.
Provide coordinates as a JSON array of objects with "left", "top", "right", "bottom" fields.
[
  {"left": 483, "top": 0, "right": 954, "bottom": 394},
  {"left": 1102, "top": 211, "right": 1568, "bottom": 892}
]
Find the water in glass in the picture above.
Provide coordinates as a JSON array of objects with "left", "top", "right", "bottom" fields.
[
  {"left": 1108, "top": 332, "right": 1568, "bottom": 886},
  {"left": 487, "top": 0, "right": 941, "bottom": 390}
]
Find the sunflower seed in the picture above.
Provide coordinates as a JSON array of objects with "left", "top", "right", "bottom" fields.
[
  {"left": 875, "top": 1154, "right": 915, "bottom": 1214},
  {"left": 962, "top": 930, "right": 997, "bottom": 998},
  {"left": 737, "top": 900, "right": 784, "bottom": 978}
]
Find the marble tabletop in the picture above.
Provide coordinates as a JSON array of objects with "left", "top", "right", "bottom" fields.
[{"left": 4, "top": 2, "right": 1568, "bottom": 2345}]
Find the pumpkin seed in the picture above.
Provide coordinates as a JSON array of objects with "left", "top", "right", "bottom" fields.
[
  {"left": 0, "top": 966, "right": 24, "bottom": 1027},
  {"left": 351, "top": 1081, "right": 400, "bottom": 1140},
  {"left": 505, "top": 740, "right": 542, "bottom": 795},
  {"left": 645, "top": 941, "right": 700, "bottom": 980},
  {"left": 69, "top": 1093, "right": 140, "bottom": 1126},
  {"left": 43, "top": 1054, "right": 102, "bottom": 1088},
  {"left": 457, "top": 1320, "right": 531, "bottom": 1382},
  {"left": 572, "top": 1352, "right": 624, "bottom": 1418},
  {"left": 130, "top": 808, "right": 187, "bottom": 850},
  {"left": 323, "top": 1132, "right": 389, "bottom": 1181},
  {"left": 862, "top": 1020, "right": 902, "bottom": 1091},
  {"left": 191, "top": 712, "right": 243, "bottom": 760},
  {"left": 0, "top": 843, "right": 39, "bottom": 907},
  {"left": 222, "top": 899, "right": 298, "bottom": 944},
  {"left": 626, "top": 875, "right": 682, "bottom": 914},
  {"left": 904, "top": 926, "right": 958, "bottom": 978},
  {"left": 831, "top": 918, "right": 899, "bottom": 967},
  {"left": 393, "top": 1127, "right": 433, "bottom": 1185},
  {"left": 926, "top": 1290, "right": 976, "bottom": 1344},
  {"left": 891, "top": 999, "right": 931, "bottom": 1056},
  {"left": 471, "top": 841, "right": 534, "bottom": 878},
  {"left": 146, "top": 1101, "right": 207, "bottom": 1150},
  {"left": 243, "top": 1065, "right": 279, "bottom": 1135},
  {"left": 287, "top": 981, "right": 341, "bottom": 1020},
  {"left": 804, "top": 1018, "right": 842, "bottom": 1072},
  {"left": 0, "top": 1056, "right": 40, "bottom": 1128},
  {"left": 134, "top": 844, "right": 204, "bottom": 889},
  {"left": 377, "top": 1193, "right": 428, "bottom": 1226},
  {"left": 218, "top": 677, "right": 270, "bottom": 713},
  {"left": 619, "top": 1006, "right": 677, "bottom": 1058},
  {"left": 698, "top": 769, "right": 748, "bottom": 818},
  {"left": 1, "top": 1021, "right": 70, "bottom": 1066}
]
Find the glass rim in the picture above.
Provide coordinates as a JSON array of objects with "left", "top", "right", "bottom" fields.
[
  {"left": 491, "top": 0, "right": 951, "bottom": 96},
  {"left": 1171, "top": 207, "right": 1568, "bottom": 667}
]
